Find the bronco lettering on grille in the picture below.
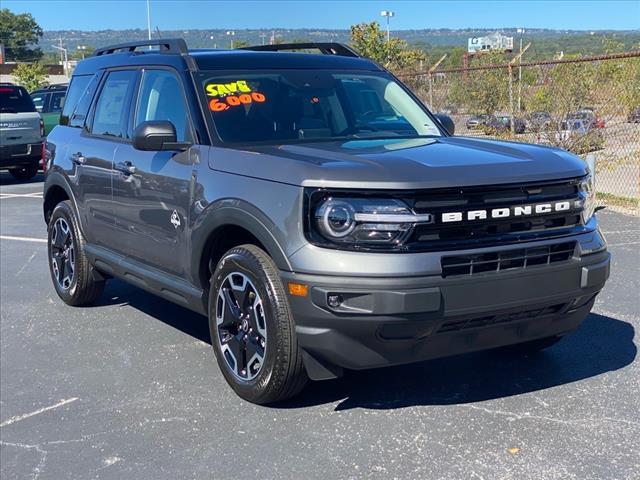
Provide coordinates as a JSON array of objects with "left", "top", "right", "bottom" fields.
[{"left": 441, "top": 200, "right": 579, "bottom": 223}]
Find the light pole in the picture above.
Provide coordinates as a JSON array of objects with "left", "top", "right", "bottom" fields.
[
  {"left": 226, "top": 30, "right": 235, "bottom": 49},
  {"left": 146, "top": 0, "right": 152, "bottom": 42},
  {"left": 380, "top": 10, "right": 394, "bottom": 42},
  {"left": 77, "top": 45, "right": 87, "bottom": 60},
  {"left": 51, "top": 44, "right": 69, "bottom": 77},
  {"left": 517, "top": 28, "right": 525, "bottom": 112},
  {"left": 260, "top": 32, "right": 267, "bottom": 46}
]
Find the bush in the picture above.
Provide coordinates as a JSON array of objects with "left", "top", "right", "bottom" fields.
[{"left": 12, "top": 62, "right": 47, "bottom": 92}]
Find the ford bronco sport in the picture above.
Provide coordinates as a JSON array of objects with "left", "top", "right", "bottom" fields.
[
  {"left": 1, "top": 83, "right": 44, "bottom": 180},
  {"left": 43, "top": 39, "right": 610, "bottom": 404}
]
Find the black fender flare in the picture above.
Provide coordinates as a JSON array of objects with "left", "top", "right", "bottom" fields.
[
  {"left": 191, "top": 200, "right": 293, "bottom": 288},
  {"left": 42, "top": 170, "right": 83, "bottom": 231}
]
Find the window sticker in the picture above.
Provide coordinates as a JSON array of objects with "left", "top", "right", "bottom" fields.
[{"left": 205, "top": 80, "right": 267, "bottom": 112}]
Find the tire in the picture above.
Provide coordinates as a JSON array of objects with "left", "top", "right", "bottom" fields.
[
  {"left": 208, "top": 244, "right": 308, "bottom": 404},
  {"left": 47, "top": 201, "right": 105, "bottom": 306},
  {"left": 9, "top": 164, "right": 38, "bottom": 181},
  {"left": 503, "top": 335, "right": 564, "bottom": 355}
]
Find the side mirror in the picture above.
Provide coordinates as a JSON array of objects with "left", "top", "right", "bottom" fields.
[
  {"left": 132, "top": 120, "right": 191, "bottom": 151},
  {"left": 435, "top": 114, "right": 455, "bottom": 135}
]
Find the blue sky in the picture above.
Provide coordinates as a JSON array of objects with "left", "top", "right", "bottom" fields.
[{"left": 4, "top": 0, "right": 640, "bottom": 31}]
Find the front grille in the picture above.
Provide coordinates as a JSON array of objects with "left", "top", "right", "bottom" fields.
[
  {"left": 406, "top": 178, "right": 586, "bottom": 250},
  {"left": 437, "top": 303, "right": 566, "bottom": 334},
  {"left": 441, "top": 241, "right": 576, "bottom": 277}
]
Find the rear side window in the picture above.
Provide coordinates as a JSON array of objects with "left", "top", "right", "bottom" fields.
[
  {"left": 0, "top": 85, "right": 36, "bottom": 113},
  {"left": 49, "top": 91, "right": 65, "bottom": 113},
  {"left": 90, "top": 70, "right": 137, "bottom": 138},
  {"left": 61, "top": 75, "right": 92, "bottom": 126},
  {"left": 31, "top": 92, "right": 48, "bottom": 112}
]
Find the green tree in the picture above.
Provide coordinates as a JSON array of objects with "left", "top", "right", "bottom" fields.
[
  {"left": 350, "top": 21, "right": 425, "bottom": 70},
  {"left": 0, "top": 8, "right": 43, "bottom": 61},
  {"left": 447, "top": 53, "right": 509, "bottom": 114},
  {"left": 12, "top": 62, "right": 48, "bottom": 92}
]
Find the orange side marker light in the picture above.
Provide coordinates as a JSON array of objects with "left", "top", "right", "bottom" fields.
[{"left": 288, "top": 283, "right": 308, "bottom": 297}]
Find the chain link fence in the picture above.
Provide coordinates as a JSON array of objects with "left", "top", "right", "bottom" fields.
[{"left": 399, "top": 52, "right": 640, "bottom": 214}]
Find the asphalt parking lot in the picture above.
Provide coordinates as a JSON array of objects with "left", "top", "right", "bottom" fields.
[{"left": 1, "top": 172, "right": 639, "bottom": 480}]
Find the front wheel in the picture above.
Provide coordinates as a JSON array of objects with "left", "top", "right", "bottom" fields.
[{"left": 208, "top": 245, "right": 307, "bottom": 404}]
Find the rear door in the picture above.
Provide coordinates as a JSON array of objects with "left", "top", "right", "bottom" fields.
[
  {"left": 72, "top": 70, "right": 138, "bottom": 246},
  {"left": 111, "top": 68, "right": 196, "bottom": 275}
]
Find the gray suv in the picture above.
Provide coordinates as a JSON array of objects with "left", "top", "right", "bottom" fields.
[
  {"left": 43, "top": 39, "right": 610, "bottom": 404},
  {"left": 1, "top": 83, "right": 44, "bottom": 180}
]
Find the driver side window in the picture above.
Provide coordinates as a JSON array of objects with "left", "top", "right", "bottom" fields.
[{"left": 135, "top": 69, "right": 192, "bottom": 142}]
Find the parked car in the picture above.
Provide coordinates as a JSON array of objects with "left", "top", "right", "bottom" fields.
[
  {"left": 0, "top": 82, "right": 44, "bottom": 180},
  {"left": 567, "top": 108, "right": 605, "bottom": 129},
  {"left": 30, "top": 84, "right": 67, "bottom": 135},
  {"left": 466, "top": 114, "right": 493, "bottom": 129},
  {"left": 557, "top": 119, "right": 605, "bottom": 154},
  {"left": 44, "top": 39, "right": 609, "bottom": 404},
  {"left": 627, "top": 107, "right": 640, "bottom": 123},
  {"left": 528, "top": 111, "right": 552, "bottom": 131},
  {"left": 488, "top": 115, "right": 527, "bottom": 134}
]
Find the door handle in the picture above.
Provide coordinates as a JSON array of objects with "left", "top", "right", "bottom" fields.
[
  {"left": 71, "top": 152, "right": 86, "bottom": 165},
  {"left": 115, "top": 161, "right": 136, "bottom": 175}
]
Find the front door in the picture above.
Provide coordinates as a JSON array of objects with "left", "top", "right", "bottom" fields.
[{"left": 110, "top": 68, "right": 197, "bottom": 276}]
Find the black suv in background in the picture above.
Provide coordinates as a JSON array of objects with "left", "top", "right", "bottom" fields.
[{"left": 43, "top": 40, "right": 610, "bottom": 404}]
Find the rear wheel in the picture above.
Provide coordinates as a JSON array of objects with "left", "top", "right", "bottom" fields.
[
  {"left": 9, "top": 164, "right": 38, "bottom": 181},
  {"left": 47, "top": 201, "right": 105, "bottom": 306},
  {"left": 208, "top": 244, "right": 307, "bottom": 404}
]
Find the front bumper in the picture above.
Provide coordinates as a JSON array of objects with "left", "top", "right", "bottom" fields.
[
  {"left": 282, "top": 247, "right": 610, "bottom": 380},
  {"left": 0, "top": 143, "right": 43, "bottom": 168}
]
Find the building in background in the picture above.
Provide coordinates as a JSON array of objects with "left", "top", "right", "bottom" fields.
[{"left": 468, "top": 32, "right": 514, "bottom": 53}]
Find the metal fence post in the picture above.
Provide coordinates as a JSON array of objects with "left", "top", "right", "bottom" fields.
[{"left": 508, "top": 64, "right": 514, "bottom": 134}]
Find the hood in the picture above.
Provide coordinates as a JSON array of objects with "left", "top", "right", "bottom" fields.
[{"left": 208, "top": 136, "right": 588, "bottom": 190}]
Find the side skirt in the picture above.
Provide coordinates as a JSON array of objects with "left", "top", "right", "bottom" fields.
[{"left": 85, "top": 244, "right": 207, "bottom": 315}]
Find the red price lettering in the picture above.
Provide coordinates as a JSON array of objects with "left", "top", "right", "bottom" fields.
[{"left": 209, "top": 99, "right": 229, "bottom": 112}]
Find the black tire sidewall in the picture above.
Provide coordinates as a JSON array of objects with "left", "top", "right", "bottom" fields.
[
  {"left": 208, "top": 247, "right": 291, "bottom": 403},
  {"left": 47, "top": 201, "right": 95, "bottom": 304}
]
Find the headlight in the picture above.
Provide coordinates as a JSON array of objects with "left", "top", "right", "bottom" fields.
[
  {"left": 312, "top": 196, "right": 432, "bottom": 249},
  {"left": 579, "top": 171, "right": 596, "bottom": 223}
]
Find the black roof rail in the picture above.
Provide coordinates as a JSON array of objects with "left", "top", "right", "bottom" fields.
[
  {"left": 240, "top": 42, "right": 360, "bottom": 58},
  {"left": 93, "top": 38, "right": 188, "bottom": 56}
]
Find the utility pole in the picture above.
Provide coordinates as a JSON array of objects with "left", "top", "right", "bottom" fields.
[{"left": 260, "top": 32, "right": 266, "bottom": 46}]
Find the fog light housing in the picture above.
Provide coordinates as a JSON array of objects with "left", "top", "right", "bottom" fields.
[{"left": 327, "top": 294, "right": 343, "bottom": 308}]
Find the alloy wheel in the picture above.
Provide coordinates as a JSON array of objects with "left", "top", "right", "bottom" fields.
[
  {"left": 50, "top": 218, "right": 75, "bottom": 290},
  {"left": 216, "top": 272, "right": 267, "bottom": 381}
]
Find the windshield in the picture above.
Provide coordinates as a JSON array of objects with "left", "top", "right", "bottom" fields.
[
  {"left": 0, "top": 86, "right": 36, "bottom": 113},
  {"left": 198, "top": 70, "right": 442, "bottom": 143}
]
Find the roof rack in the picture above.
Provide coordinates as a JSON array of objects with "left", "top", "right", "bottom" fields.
[
  {"left": 240, "top": 42, "right": 360, "bottom": 58},
  {"left": 94, "top": 38, "right": 188, "bottom": 56}
]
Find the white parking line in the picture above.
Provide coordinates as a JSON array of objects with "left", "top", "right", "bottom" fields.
[
  {"left": 0, "top": 235, "right": 47, "bottom": 243},
  {"left": 0, "top": 398, "right": 79, "bottom": 428},
  {"left": 0, "top": 192, "right": 43, "bottom": 199}
]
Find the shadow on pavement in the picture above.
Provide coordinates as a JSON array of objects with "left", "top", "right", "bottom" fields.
[
  {"left": 0, "top": 171, "right": 45, "bottom": 185},
  {"left": 97, "top": 279, "right": 635, "bottom": 411}
]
